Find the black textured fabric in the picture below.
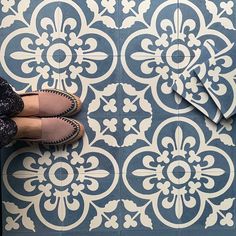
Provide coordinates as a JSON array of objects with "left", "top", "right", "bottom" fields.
[
  {"left": 0, "top": 77, "right": 24, "bottom": 148},
  {"left": 0, "top": 118, "right": 18, "bottom": 148},
  {"left": 0, "top": 77, "right": 24, "bottom": 117}
]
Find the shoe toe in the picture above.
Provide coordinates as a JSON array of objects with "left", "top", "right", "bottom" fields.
[
  {"left": 70, "top": 95, "right": 82, "bottom": 115},
  {"left": 38, "top": 90, "right": 82, "bottom": 117},
  {"left": 42, "top": 118, "right": 84, "bottom": 145}
]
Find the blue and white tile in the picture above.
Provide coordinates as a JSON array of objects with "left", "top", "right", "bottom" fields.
[
  {"left": 194, "top": 49, "right": 236, "bottom": 120},
  {"left": 0, "top": 52, "right": 61, "bottom": 93},
  {"left": 178, "top": 0, "right": 236, "bottom": 58},
  {"left": 120, "top": 114, "right": 183, "bottom": 231},
  {"left": 173, "top": 41, "right": 224, "bottom": 115},
  {"left": 119, "top": 0, "right": 179, "bottom": 57},
  {"left": 1, "top": 0, "right": 236, "bottom": 235},
  {"left": 61, "top": 173, "right": 121, "bottom": 233},
  {"left": 59, "top": 54, "right": 119, "bottom": 106},
  {"left": 0, "top": 0, "right": 63, "bottom": 91},
  {"left": 172, "top": 69, "right": 222, "bottom": 123},
  {"left": 120, "top": 114, "right": 179, "bottom": 168},
  {"left": 175, "top": 116, "right": 236, "bottom": 229},
  {"left": 58, "top": 53, "right": 121, "bottom": 166},
  {"left": 176, "top": 113, "right": 236, "bottom": 167},
  {"left": 179, "top": 172, "right": 236, "bottom": 231},
  {"left": 121, "top": 54, "right": 183, "bottom": 115},
  {"left": 1, "top": 142, "right": 57, "bottom": 175},
  {"left": 1, "top": 173, "right": 64, "bottom": 233},
  {"left": 120, "top": 172, "right": 182, "bottom": 231},
  {"left": 57, "top": 0, "right": 120, "bottom": 55},
  {"left": 0, "top": 1, "right": 61, "bottom": 51}
]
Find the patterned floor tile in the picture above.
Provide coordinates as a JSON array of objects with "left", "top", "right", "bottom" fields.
[
  {"left": 63, "top": 55, "right": 120, "bottom": 114},
  {"left": 194, "top": 49, "right": 236, "bottom": 120},
  {"left": 121, "top": 55, "right": 181, "bottom": 115},
  {"left": 119, "top": 0, "right": 179, "bottom": 57},
  {"left": 0, "top": 0, "right": 61, "bottom": 48},
  {"left": 178, "top": 0, "right": 236, "bottom": 57},
  {"left": 57, "top": 0, "right": 120, "bottom": 55},
  {"left": 0, "top": 52, "right": 61, "bottom": 92},
  {"left": 61, "top": 173, "right": 120, "bottom": 233},
  {"left": 1, "top": 143, "right": 56, "bottom": 175},
  {"left": 58, "top": 53, "right": 121, "bottom": 168},
  {"left": 1, "top": 173, "right": 64, "bottom": 233},
  {"left": 179, "top": 172, "right": 236, "bottom": 230},
  {"left": 173, "top": 69, "right": 222, "bottom": 123},
  {"left": 120, "top": 114, "right": 179, "bottom": 167},
  {"left": 1, "top": 0, "right": 236, "bottom": 235},
  {"left": 121, "top": 173, "right": 182, "bottom": 231}
]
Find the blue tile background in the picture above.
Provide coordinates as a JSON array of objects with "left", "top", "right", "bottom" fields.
[{"left": 1, "top": 0, "right": 236, "bottom": 235}]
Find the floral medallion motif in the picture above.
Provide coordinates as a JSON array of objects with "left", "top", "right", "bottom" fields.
[
  {"left": 123, "top": 117, "right": 235, "bottom": 228},
  {"left": 0, "top": 0, "right": 117, "bottom": 99},
  {"left": 121, "top": 0, "right": 236, "bottom": 114},
  {"left": 2, "top": 137, "right": 119, "bottom": 231}
]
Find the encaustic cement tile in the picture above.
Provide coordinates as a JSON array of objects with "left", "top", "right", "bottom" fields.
[
  {"left": 120, "top": 116, "right": 184, "bottom": 231},
  {"left": 120, "top": 114, "right": 236, "bottom": 231},
  {"left": 120, "top": 55, "right": 181, "bottom": 115},
  {"left": 0, "top": 53, "right": 61, "bottom": 93},
  {"left": 61, "top": 173, "right": 121, "bottom": 233},
  {"left": 120, "top": 172, "right": 182, "bottom": 231},
  {"left": 1, "top": 174, "right": 64, "bottom": 233},
  {"left": 179, "top": 171, "right": 236, "bottom": 231},
  {"left": 0, "top": 142, "right": 58, "bottom": 176},
  {"left": 58, "top": 54, "right": 119, "bottom": 104},
  {"left": 172, "top": 69, "right": 222, "bottom": 123},
  {"left": 194, "top": 49, "right": 236, "bottom": 120},
  {"left": 1, "top": 146, "right": 120, "bottom": 233},
  {"left": 118, "top": 0, "right": 179, "bottom": 57},
  {"left": 57, "top": 0, "right": 120, "bottom": 56},
  {"left": 178, "top": 0, "right": 236, "bottom": 58},
  {"left": 0, "top": 1, "right": 60, "bottom": 49},
  {"left": 1, "top": 0, "right": 236, "bottom": 235}
]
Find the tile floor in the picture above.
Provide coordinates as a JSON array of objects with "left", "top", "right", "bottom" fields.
[{"left": 0, "top": 0, "right": 236, "bottom": 235}]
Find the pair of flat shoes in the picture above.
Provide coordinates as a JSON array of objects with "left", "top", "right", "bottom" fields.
[{"left": 19, "top": 89, "right": 84, "bottom": 145}]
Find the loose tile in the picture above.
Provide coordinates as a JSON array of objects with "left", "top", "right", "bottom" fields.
[
  {"left": 194, "top": 49, "right": 236, "bottom": 120},
  {"left": 172, "top": 68, "right": 222, "bottom": 123}
]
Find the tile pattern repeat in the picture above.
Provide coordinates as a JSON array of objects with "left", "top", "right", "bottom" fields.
[{"left": 0, "top": 0, "right": 236, "bottom": 235}]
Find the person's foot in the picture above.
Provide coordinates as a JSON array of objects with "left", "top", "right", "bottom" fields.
[
  {"left": 18, "top": 89, "right": 82, "bottom": 117},
  {"left": 18, "top": 95, "right": 39, "bottom": 117},
  {"left": 12, "top": 117, "right": 41, "bottom": 139},
  {"left": 12, "top": 117, "right": 84, "bottom": 145}
]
